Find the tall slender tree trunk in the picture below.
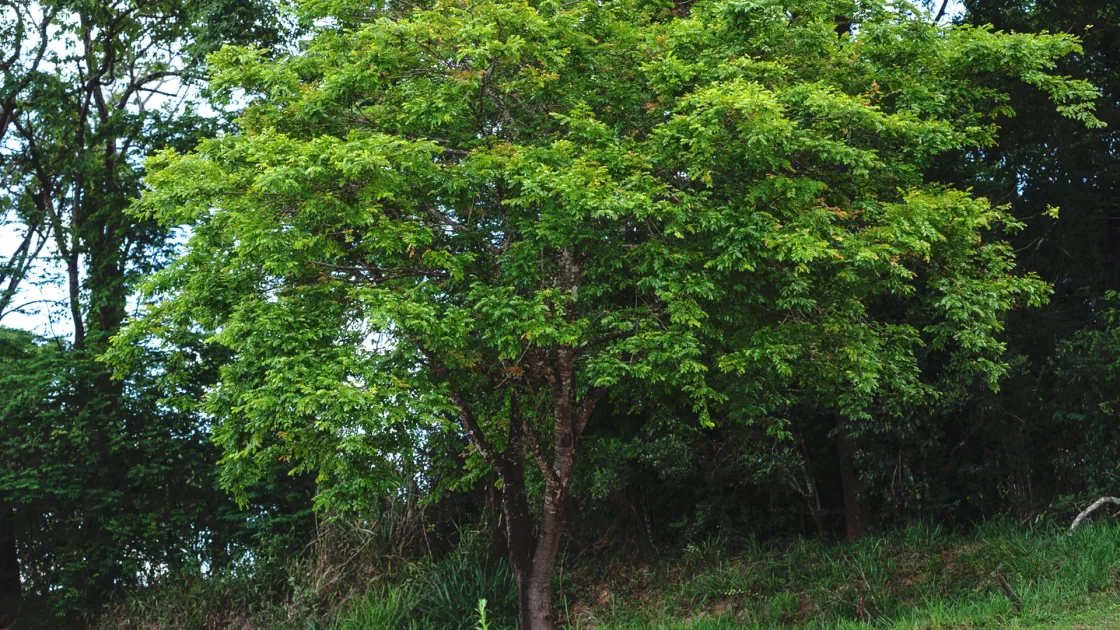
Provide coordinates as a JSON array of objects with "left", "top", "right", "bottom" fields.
[
  {"left": 808, "top": 498, "right": 827, "bottom": 542},
  {"left": 65, "top": 251, "right": 85, "bottom": 350},
  {"left": 528, "top": 484, "right": 565, "bottom": 629},
  {"left": 837, "top": 420, "right": 871, "bottom": 543},
  {"left": 0, "top": 507, "right": 20, "bottom": 623},
  {"left": 796, "top": 436, "right": 828, "bottom": 541},
  {"left": 500, "top": 409, "right": 537, "bottom": 628}
]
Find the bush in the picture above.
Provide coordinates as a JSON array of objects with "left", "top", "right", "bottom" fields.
[
  {"left": 332, "top": 586, "right": 420, "bottom": 630},
  {"left": 415, "top": 531, "right": 518, "bottom": 630}
]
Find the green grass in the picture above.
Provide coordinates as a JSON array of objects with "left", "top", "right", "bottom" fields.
[
  {"left": 331, "top": 585, "right": 420, "bottom": 630},
  {"left": 1022, "top": 599, "right": 1120, "bottom": 629},
  {"left": 586, "top": 595, "right": 1120, "bottom": 629},
  {"left": 561, "top": 521, "right": 1120, "bottom": 629}
]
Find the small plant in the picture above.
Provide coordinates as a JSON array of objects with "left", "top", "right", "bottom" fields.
[{"left": 475, "top": 598, "right": 490, "bottom": 630}]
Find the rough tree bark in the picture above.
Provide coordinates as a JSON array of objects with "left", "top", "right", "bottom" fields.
[
  {"left": 441, "top": 371, "right": 599, "bottom": 629},
  {"left": 447, "top": 358, "right": 601, "bottom": 629},
  {"left": 491, "top": 380, "right": 600, "bottom": 630}
]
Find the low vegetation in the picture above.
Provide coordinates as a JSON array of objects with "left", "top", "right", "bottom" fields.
[{"left": 91, "top": 520, "right": 1120, "bottom": 629}]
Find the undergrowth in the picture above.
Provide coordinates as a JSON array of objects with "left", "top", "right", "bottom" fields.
[{"left": 90, "top": 520, "right": 1120, "bottom": 629}]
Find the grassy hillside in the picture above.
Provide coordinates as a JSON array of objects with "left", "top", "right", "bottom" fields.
[
  {"left": 555, "top": 521, "right": 1120, "bottom": 629},
  {"left": 94, "top": 520, "right": 1120, "bottom": 630}
]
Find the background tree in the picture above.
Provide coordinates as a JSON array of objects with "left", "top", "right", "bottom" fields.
[
  {"left": 848, "top": 0, "right": 1120, "bottom": 522},
  {"left": 0, "top": 0, "right": 304, "bottom": 623},
  {"left": 959, "top": 0, "right": 1120, "bottom": 510}
]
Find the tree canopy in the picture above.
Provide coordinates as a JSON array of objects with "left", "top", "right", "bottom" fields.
[{"left": 118, "top": 0, "right": 1101, "bottom": 627}]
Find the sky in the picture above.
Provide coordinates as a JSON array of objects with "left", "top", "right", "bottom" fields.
[{"left": 0, "top": 225, "right": 71, "bottom": 336}]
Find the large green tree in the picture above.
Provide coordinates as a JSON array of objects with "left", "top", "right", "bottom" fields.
[{"left": 122, "top": 0, "right": 1100, "bottom": 627}]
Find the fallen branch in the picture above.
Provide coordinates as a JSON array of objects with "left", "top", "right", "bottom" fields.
[
  {"left": 1068, "top": 497, "right": 1120, "bottom": 535},
  {"left": 991, "top": 570, "right": 1021, "bottom": 612}
]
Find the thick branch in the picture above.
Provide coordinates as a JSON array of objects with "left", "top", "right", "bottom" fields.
[
  {"left": 115, "top": 70, "right": 184, "bottom": 110},
  {"left": 934, "top": 0, "right": 950, "bottom": 22},
  {"left": 0, "top": 222, "right": 47, "bottom": 319},
  {"left": 451, "top": 389, "right": 503, "bottom": 470},
  {"left": 526, "top": 348, "right": 557, "bottom": 391},
  {"left": 0, "top": 3, "right": 25, "bottom": 73},
  {"left": 417, "top": 346, "right": 503, "bottom": 472},
  {"left": 572, "top": 386, "right": 606, "bottom": 442},
  {"left": 422, "top": 205, "right": 506, "bottom": 256},
  {"left": 557, "top": 248, "right": 580, "bottom": 302},
  {"left": 1068, "top": 497, "right": 1120, "bottom": 534},
  {"left": 576, "top": 329, "right": 631, "bottom": 353},
  {"left": 512, "top": 393, "right": 557, "bottom": 486},
  {"left": 551, "top": 346, "right": 575, "bottom": 438}
]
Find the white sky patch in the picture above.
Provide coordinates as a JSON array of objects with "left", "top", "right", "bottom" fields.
[
  {"left": 0, "top": 225, "right": 72, "bottom": 335},
  {"left": 940, "top": 0, "right": 966, "bottom": 22}
]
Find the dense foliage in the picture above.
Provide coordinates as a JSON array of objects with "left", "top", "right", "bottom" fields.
[
  {"left": 2, "top": 0, "right": 1120, "bottom": 627},
  {"left": 117, "top": 0, "right": 1100, "bottom": 627}
]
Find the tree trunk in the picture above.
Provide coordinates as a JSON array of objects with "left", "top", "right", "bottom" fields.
[
  {"left": 527, "top": 485, "right": 565, "bottom": 630},
  {"left": 788, "top": 467, "right": 827, "bottom": 542},
  {"left": 498, "top": 384, "right": 582, "bottom": 630},
  {"left": 446, "top": 332, "right": 601, "bottom": 630},
  {"left": 805, "top": 489, "right": 828, "bottom": 542},
  {"left": 504, "top": 488, "right": 536, "bottom": 628},
  {"left": 797, "top": 436, "right": 828, "bottom": 541},
  {"left": 502, "top": 475, "right": 565, "bottom": 630},
  {"left": 525, "top": 562, "right": 556, "bottom": 629},
  {"left": 0, "top": 507, "right": 20, "bottom": 623},
  {"left": 837, "top": 419, "right": 871, "bottom": 543},
  {"left": 66, "top": 251, "right": 85, "bottom": 349},
  {"left": 500, "top": 404, "right": 536, "bottom": 628}
]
